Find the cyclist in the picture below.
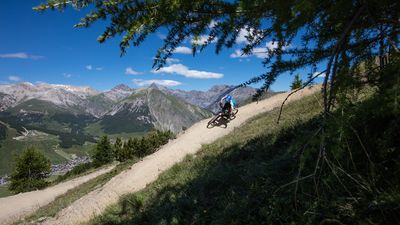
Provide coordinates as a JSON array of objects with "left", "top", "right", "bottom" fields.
[{"left": 219, "top": 94, "right": 236, "bottom": 117}]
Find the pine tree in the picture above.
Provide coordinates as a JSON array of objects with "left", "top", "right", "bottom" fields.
[
  {"left": 114, "top": 137, "right": 124, "bottom": 162},
  {"left": 130, "top": 138, "right": 140, "bottom": 158},
  {"left": 119, "top": 140, "right": 130, "bottom": 161},
  {"left": 290, "top": 74, "right": 303, "bottom": 90},
  {"left": 126, "top": 138, "right": 135, "bottom": 159},
  {"left": 9, "top": 147, "right": 51, "bottom": 193},
  {"left": 138, "top": 137, "right": 150, "bottom": 157},
  {"left": 148, "top": 131, "right": 160, "bottom": 150},
  {"left": 92, "top": 135, "right": 113, "bottom": 167}
]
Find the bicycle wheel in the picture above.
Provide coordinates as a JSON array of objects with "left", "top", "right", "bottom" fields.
[
  {"left": 228, "top": 108, "right": 238, "bottom": 120},
  {"left": 232, "top": 108, "right": 238, "bottom": 115},
  {"left": 207, "top": 114, "right": 221, "bottom": 128}
]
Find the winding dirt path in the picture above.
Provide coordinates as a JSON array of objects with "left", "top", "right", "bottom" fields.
[
  {"left": 0, "top": 165, "right": 115, "bottom": 225},
  {"left": 0, "top": 85, "right": 321, "bottom": 225}
]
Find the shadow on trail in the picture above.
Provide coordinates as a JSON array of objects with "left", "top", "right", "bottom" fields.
[
  {"left": 206, "top": 109, "right": 238, "bottom": 129},
  {"left": 206, "top": 116, "right": 229, "bottom": 129}
]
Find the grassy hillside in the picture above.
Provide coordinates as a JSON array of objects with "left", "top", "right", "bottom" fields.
[
  {"left": 0, "top": 185, "right": 12, "bottom": 198},
  {"left": 0, "top": 125, "right": 64, "bottom": 176},
  {"left": 88, "top": 88, "right": 399, "bottom": 225},
  {"left": 0, "top": 112, "right": 95, "bottom": 148},
  {"left": 0, "top": 121, "right": 93, "bottom": 177},
  {"left": 87, "top": 94, "right": 322, "bottom": 224}
]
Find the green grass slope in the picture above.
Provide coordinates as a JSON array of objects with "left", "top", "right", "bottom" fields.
[
  {"left": 0, "top": 124, "right": 65, "bottom": 176},
  {"left": 88, "top": 89, "right": 399, "bottom": 225},
  {"left": 0, "top": 121, "right": 93, "bottom": 177},
  {"left": 0, "top": 99, "right": 97, "bottom": 148}
]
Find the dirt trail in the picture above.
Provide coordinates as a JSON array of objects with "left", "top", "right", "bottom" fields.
[
  {"left": 3, "top": 85, "right": 320, "bottom": 225},
  {"left": 0, "top": 165, "right": 115, "bottom": 225}
]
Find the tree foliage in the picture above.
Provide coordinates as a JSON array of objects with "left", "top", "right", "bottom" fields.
[
  {"left": 115, "top": 130, "right": 174, "bottom": 162},
  {"left": 93, "top": 135, "right": 113, "bottom": 167},
  {"left": 35, "top": 0, "right": 400, "bottom": 110},
  {"left": 9, "top": 147, "right": 51, "bottom": 193},
  {"left": 290, "top": 74, "right": 303, "bottom": 90},
  {"left": 114, "top": 137, "right": 124, "bottom": 162}
]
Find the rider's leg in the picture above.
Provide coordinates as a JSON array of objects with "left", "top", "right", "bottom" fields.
[{"left": 223, "top": 102, "right": 230, "bottom": 116}]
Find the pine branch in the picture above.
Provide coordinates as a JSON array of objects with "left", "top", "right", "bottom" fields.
[{"left": 276, "top": 70, "right": 326, "bottom": 124}]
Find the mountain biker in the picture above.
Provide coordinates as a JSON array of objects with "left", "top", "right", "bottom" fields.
[{"left": 219, "top": 94, "right": 235, "bottom": 117}]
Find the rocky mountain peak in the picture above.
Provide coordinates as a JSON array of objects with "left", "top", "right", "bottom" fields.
[
  {"left": 148, "top": 83, "right": 159, "bottom": 89},
  {"left": 111, "top": 84, "right": 132, "bottom": 92},
  {"left": 208, "top": 85, "right": 232, "bottom": 92},
  {"left": 104, "top": 84, "right": 134, "bottom": 102},
  {"left": 148, "top": 83, "right": 171, "bottom": 93}
]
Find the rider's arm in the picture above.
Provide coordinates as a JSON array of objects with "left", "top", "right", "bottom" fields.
[{"left": 220, "top": 96, "right": 226, "bottom": 103}]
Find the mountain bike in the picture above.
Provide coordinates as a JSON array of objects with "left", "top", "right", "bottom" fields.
[{"left": 207, "top": 107, "right": 238, "bottom": 128}]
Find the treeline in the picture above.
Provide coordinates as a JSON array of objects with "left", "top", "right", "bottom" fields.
[
  {"left": 0, "top": 123, "right": 7, "bottom": 141},
  {"left": 114, "top": 130, "right": 174, "bottom": 162},
  {"left": 93, "top": 130, "right": 175, "bottom": 166},
  {"left": 9, "top": 130, "right": 174, "bottom": 193}
]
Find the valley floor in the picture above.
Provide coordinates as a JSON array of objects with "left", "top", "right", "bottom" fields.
[{"left": 20, "top": 85, "right": 320, "bottom": 225}]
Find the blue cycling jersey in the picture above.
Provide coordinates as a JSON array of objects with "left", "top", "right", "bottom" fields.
[{"left": 224, "top": 95, "right": 235, "bottom": 107}]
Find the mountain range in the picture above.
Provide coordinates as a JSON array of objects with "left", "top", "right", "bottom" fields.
[
  {"left": 0, "top": 82, "right": 259, "bottom": 176},
  {"left": 0, "top": 82, "right": 257, "bottom": 146}
]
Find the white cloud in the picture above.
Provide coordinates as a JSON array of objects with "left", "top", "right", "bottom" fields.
[
  {"left": 252, "top": 47, "right": 270, "bottom": 58},
  {"left": 230, "top": 41, "right": 287, "bottom": 59},
  {"left": 230, "top": 49, "right": 249, "bottom": 58},
  {"left": 86, "top": 65, "right": 103, "bottom": 71},
  {"left": 191, "top": 35, "right": 217, "bottom": 45},
  {"left": 236, "top": 28, "right": 251, "bottom": 44},
  {"left": 157, "top": 32, "right": 167, "bottom": 40},
  {"left": 173, "top": 46, "right": 192, "bottom": 54},
  {"left": 208, "top": 20, "right": 218, "bottom": 29},
  {"left": 166, "top": 58, "right": 180, "bottom": 64},
  {"left": 152, "top": 63, "right": 223, "bottom": 79},
  {"left": 125, "top": 67, "right": 142, "bottom": 75},
  {"left": 0, "top": 52, "right": 43, "bottom": 59},
  {"left": 8, "top": 75, "right": 21, "bottom": 82},
  {"left": 35, "top": 81, "right": 47, "bottom": 85},
  {"left": 313, "top": 71, "right": 326, "bottom": 77},
  {"left": 63, "top": 73, "right": 72, "bottom": 78},
  {"left": 133, "top": 79, "right": 182, "bottom": 87},
  {"left": 235, "top": 26, "right": 265, "bottom": 45}
]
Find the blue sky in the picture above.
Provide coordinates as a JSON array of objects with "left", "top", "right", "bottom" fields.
[{"left": 0, "top": 0, "right": 325, "bottom": 91}]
